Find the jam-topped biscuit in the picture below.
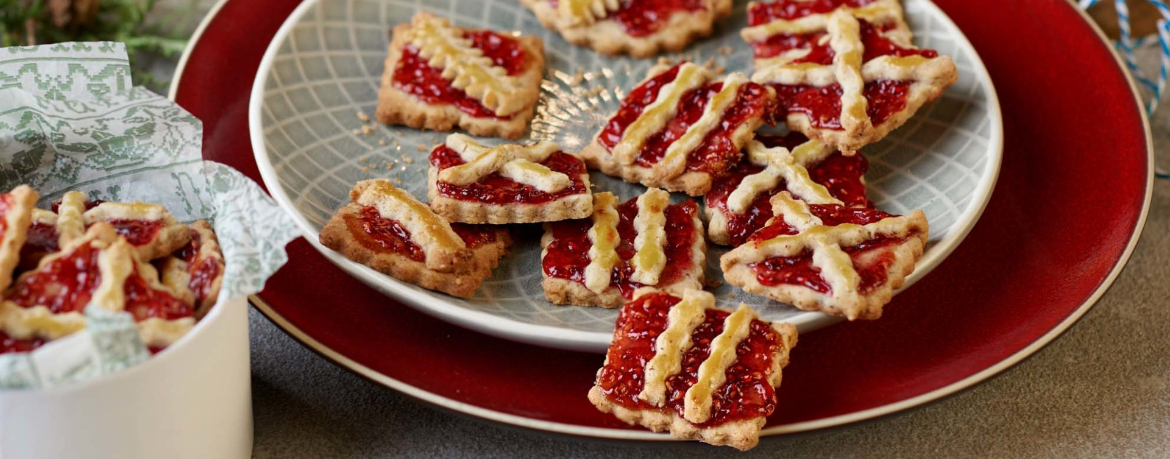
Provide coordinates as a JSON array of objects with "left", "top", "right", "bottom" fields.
[
  {"left": 745, "top": 7, "right": 956, "bottom": 153},
  {"left": 743, "top": 0, "right": 912, "bottom": 69},
  {"left": 0, "top": 185, "right": 37, "bottom": 292},
  {"left": 581, "top": 63, "right": 777, "bottom": 196},
  {"left": 588, "top": 289, "right": 798, "bottom": 450},
  {"left": 519, "top": 0, "right": 732, "bottom": 57},
  {"left": 720, "top": 192, "right": 927, "bottom": 320},
  {"left": 89, "top": 234, "right": 199, "bottom": 349},
  {"left": 541, "top": 189, "right": 705, "bottom": 308},
  {"left": 705, "top": 133, "right": 869, "bottom": 246},
  {"left": 0, "top": 224, "right": 119, "bottom": 344},
  {"left": 427, "top": 134, "right": 593, "bottom": 224},
  {"left": 319, "top": 179, "right": 511, "bottom": 298},
  {"left": 158, "top": 220, "right": 225, "bottom": 318},
  {"left": 376, "top": 13, "right": 546, "bottom": 140},
  {"left": 83, "top": 200, "right": 193, "bottom": 262}
]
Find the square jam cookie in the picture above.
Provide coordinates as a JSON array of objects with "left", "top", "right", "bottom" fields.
[
  {"left": 427, "top": 134, "right": 593, "bottom": 224},
  {"left": 540, "top": 188, "right": 705, "bottom": 308},
  {"left": 588, "top": 289, "right": 798, "bottom": 450},
  {"left": 375, "top": 13, "right": 545, "bottom": 139}
]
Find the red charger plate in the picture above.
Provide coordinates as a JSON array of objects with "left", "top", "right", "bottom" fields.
[{"left": 171, "top": 0, "right": 1153, "bottom": 440}]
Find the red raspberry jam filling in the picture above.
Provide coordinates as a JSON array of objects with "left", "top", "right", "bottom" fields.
[
  {"left": 123, "top": 265, "right": 193, "bottom": 322},
  {"left": 746, "top": 205, "right": 909, "bottom": 293},
  {"left": 8, "top": 243, "right": 103, "bottom": 314},
  {"left": 392, "top": 30, "right": 527, "bottom": 119},
  {"left": 189, "top": 257, "right": 223, "bottom": 305},
  {"left": 450, "top": 224, "right": 498, "bottom": 249},
  {"left": 548, "top": 0, "right": 706, "bottom": 37},
  {"left": 771, "top": 79, "right": 911, "bottom": 130},
  {"left": 599, "top": 64, "right": 774, "bottom": 175},
  {"left": 176, "top": 228, "right": 202, "bottom": 263},
  {"left": 0, "top": 331, "right": 45, "bottom": 354},
  {"left": 346, "top": 206, "right": 495, "bottom": 260},
  {"left": 430, "top": 146, "right": 589, "bottom": 204},
  {"left": 106, "top": 219, "right": 164, "bottom": 246},
  {"left": 543, "top": 199, "right": 698, "bottom": 299},
  {"left": 753, "top": 20, "right": 935, "bottom": 63},
  {"left": 595, "top": 292, "right": 784, "bottom": 426},
  {"left": 707, "top": 134, "right": 870, "bottom": 245},
  {"left": 346, "top": 206, "right": 426, "bottom": 262},
  {"left": 19, "top": 222, "right": 59, "bottom": 271},
  {"left": 747, "top": 0, "right": 878, "bottom": 24}
]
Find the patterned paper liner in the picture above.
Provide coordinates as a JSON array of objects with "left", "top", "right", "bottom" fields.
[{"left": 0, "top": 42, "right": 299, "bottom": 389}]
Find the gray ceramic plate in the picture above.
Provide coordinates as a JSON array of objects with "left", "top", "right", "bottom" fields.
[{"left": 249, "top": 0, "right": 1002, "bottom": 352}]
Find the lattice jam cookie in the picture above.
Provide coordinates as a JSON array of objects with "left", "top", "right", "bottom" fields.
[
  {"left": 376, "top": 13, "right": 545, "bottom": 140},
  {"left": 158, "top": 220, "right": 226, "bottom": 318},
  {"left": 540, "top": 189, "right": 705, "bottom": 308},
  {"left": 721, "top": 192, "right": 927, "bottom": 320},
  {"left": 705, "top": 132, "right": 869, "bottom": 246},
  {"left": 320, "top": 179, "right": 511, "bottom": 298},
  {"left": 581, "top": 62, "right": 777, "bottom": 196},
  {"left": 744, "top": 6, "right": 957, "bottom": 153},
  {"left": 427, "top": 134, "right": 593, "bottom": 224},
  {"left": 518, "top": 0, "right": 732, "bottom": 57},
  {"left": 588, "top": 289, "right": 798, "bottom": 450},
  {"left": 743, "top": 0, "right": 912, "bottom": 69}
]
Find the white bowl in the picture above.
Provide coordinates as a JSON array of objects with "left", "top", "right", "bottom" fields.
[{"left": 0, "top": 296, "right": 253, "bottom": 459}]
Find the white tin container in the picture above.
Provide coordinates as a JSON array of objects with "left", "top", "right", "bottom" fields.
[{"left": 0, "top": 296, "right": 252, "bottom": 459}]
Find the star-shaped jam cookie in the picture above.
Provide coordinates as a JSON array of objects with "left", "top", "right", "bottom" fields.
[
  {"left": 581, "top": 62, "right": 778, "bottom": 196},
  {"left": 56, "top": 191, "right": 193, "bottom": 262},
  {"left": 705, "top": 132, "right": 869, "bottom": 246},
  {"left": 541, "top": 188, "right": 705, "bottom": 308},
  {"left": 319, "top": 179, "right": 512, "bottom": 298},
  {"left": 519, "top": 0, "right": 732, "bottom": 57},
  {"left": 89, "top": 234, "right": 200, "bottom": 349},
  {"left": 0, "top": 224, "right": 117, "bottom": 345},
  {"left": 427, "top": 134, "right": 593, "bottom": 224},
  {"left": 720, "top": 191, "right": 927, "bottom": 320},
  {"left": 376, "top": 13, "right": 545, "bottom": 139},
  {"left": 588, "top": 289, "right": 798, "bottom": 450},
  {"left": 158, "top": 220, "right": 225, "bottom": 318},
  {"left": 743, "top": 4, "right": 957, "bottom": 153}
]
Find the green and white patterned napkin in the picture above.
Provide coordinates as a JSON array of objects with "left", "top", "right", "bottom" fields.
[{"left": 0, "top": 42, "right": 300, "bottom": 389}]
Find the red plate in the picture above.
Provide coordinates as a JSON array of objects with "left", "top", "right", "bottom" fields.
[{"left": 172, "top": 0, "right": 1152, "bottom": 439}]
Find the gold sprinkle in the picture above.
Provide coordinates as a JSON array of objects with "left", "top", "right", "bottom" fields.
[
  {"left": 379, "top": 139, "right": 387, "bottom": 146},
  {"left": 401, "top": 155, "right": 414, "bottom": 164},
  {"left": 356, "top": 110, "right": 370, "bottom": 122},
  {"left": 361, "top": 125, "right": 373, "bottom": 135},
  {"left": 417, "top": 144, "right": 428, "bottom": 152}
]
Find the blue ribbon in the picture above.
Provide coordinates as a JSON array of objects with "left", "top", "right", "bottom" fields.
[{"left": 1080, "top": 0, "right": 1170, "bottom": 178}]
